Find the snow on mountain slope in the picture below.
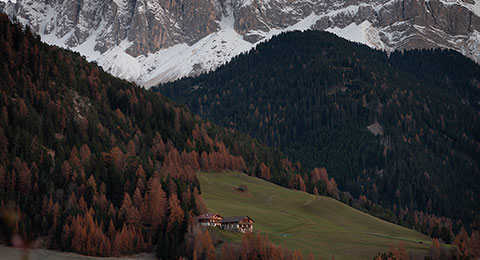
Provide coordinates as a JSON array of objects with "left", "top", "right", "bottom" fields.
[
  {"left": 2, "top": 0, "right": 480, "bottom": 87},
  {"left": 327, "top": 21, "right": 376, "bottom": 46},
  {"left": 142, "top": 15, "right": 253, "bottom": 87}
]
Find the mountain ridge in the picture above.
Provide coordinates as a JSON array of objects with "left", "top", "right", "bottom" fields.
[{"left": 1, "top": 0, "right": 480, "bottom": 86}]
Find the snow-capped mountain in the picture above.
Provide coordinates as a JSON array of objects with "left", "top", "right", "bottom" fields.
[{"left": 1, "top": 0, "right": 480, "bottom": 87}]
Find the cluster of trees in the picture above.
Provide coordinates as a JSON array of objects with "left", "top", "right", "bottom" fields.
[
  {"left": 156, "top": 30, "right": 480, "bottom": 235},
  {"left": 180, "top": 225, "right": 320, "bottom": 260},
  {"left": 452, "top": 229, "right": 480, "bottom": 259},
  {"left": 374, "top": 231, "right": 480, "bottom": 260},
  {"left": 0, "top": 14, "right": 310, "bottom": 258},
  {"left": 373, "top": 244, "right": 411, "bottom": 260}
]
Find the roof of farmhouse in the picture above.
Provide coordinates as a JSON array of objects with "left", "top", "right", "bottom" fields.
[
  {"left": 220, "top": 216, "right": 254, "bottom": 223},
  {"left": 196, "top": 213, "right": 223, "bottom": 220}
]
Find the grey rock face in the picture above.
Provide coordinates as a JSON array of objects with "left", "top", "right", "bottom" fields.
[
  {"left": 125, "top": 0, "right": 221, "bottom": 57},
  {"left": 2, "top": 0, "right": 480, "bottom": 84},
  {"left": 3, "top": 0, "right": 222, "bottom": 56}
]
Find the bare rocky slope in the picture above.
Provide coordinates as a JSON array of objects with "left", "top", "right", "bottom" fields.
[{"left": 1, "top": 0, "right": 479, "bottom": 86}]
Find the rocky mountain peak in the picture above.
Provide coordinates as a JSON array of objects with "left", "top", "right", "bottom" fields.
[{"left": 2, "top": 0, "right": 479, "bottom": 86}]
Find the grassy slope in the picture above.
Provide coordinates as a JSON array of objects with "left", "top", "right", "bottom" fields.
[{"left": 198, "top": 171, "right": 431, "bottom": 260}]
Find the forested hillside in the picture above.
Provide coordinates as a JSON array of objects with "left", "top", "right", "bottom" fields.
[
  {"left": 0, "top": 14, "right": 313, "bottom": 258},
  {"left": 156, "top": 30, "right": 480, "bottom": 234}
]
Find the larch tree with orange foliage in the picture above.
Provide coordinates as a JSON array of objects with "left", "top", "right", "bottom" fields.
[
  {"left": 289, "top": 174, "right": 307, "bottom": 192},
  {"left": 120, "top": 192, "right": 140, "bottom": 225},
  {"left": 146, "top": 177, "right": 167, "bottom": 229},
  {"left": 259, "top": 162, "right": 271, "bottom": 181},
  {"left": 167, "top": 193, "right": 184, "bottom": 231}
]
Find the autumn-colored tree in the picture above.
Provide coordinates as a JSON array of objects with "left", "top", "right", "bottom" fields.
[
  {"left": 470, "top": 231, "right": 480, "bottom": 257},
  {"left": 114, "top": 108, "right": 127, "bottom": 124},
  {"left": 189, "top": 151, "right": 201, "bottom": 171},
  {"left": 71, "top": 217, "right": 87, "bottom": 253},
  {"left": 163, "top": 148, "right": 183, "bottom": 178},
  {"left": 78, "top": 196, "right": 88, "bottom": 213},
  {"left": 135, "top": 165, "right": 146, "bottom": 183},
  {"left": 13, "top": 158, "right": 31, "bottom": 195},
  {"left": 193, "top": 187, "right": 208, "bottom": 215},
  {"left": 429, "top": 238, "right": 443, "bottom": 260},
  {"left": 167, "top": 193, "right": 184, "bottom": 231},
  {"left": 326, "top": 179, "right": 339, "bottom": 199},
  {"left": 120, "top": 192, "right": 140, "bottom": 225},
  {"left": 202, "top": 230, "right": 216, "bottom": 260},
  {"left": 289, "top": 174, "right": 307, "bottom": 192},
  {"left": 259, "top": 163, "right": 271, "bottom": 181},
  {"left": 79, "top": 144, "right": 91, "bottom": 163},
  {"left": 310, "top": 168, "right": 322, "bottom": 184},
  {"left": 132, "top": 187, "right": 143, "bottom": 209},
  {"left": 112, "top": 223, "right": 128, "bottom": 255},
  {"left": 60, "top": 160, "right": 72, "bottom": 179},
  {"left": 18, "top": 98, "right": 28, "bottom": 118},
  {"left": 236, "top": 156, "right": 247, "bottom": 171},
  {"left": 127, "top": 140, "right": 136, "bottom": 157},
  {"left": 208, "top": 153, "right": 218, "bottom": 171},
  {"left": 293, "top": 249, "right": 304, "bottom": 260},
  {"left": 454, "top": 228, "right": 480, "bottom": 258},
  {"left": 186, "top": 138, "right": 195, "bottom": 150},
  {"left": 52, "top": 202, "right": 60, "bottom": 231},
  {"left": 146, "top": 176, "right": 167, "bottom": 229},
  {"left": 106, "top": 146, "right": 125, "bottom": 173},
  {"left": 200, "top": 151, "right": 210, "bottom": 171},
  {"left": 108, "top": 219, "right": 116, "bottom": 240},
  {"left": 389, "top": 243, "right": 410, "bottom": 260},
  {"left": 218, "top": 243, "right": 235, "bottom": 260},
  {"left": 307, "top": 250, "right": 315, "bottom": 260},
  {"left": 192, "top": 124, "right": 201, "bottom": 141},
  {"left": 86, "top": 175, "right": 97, "bottom": 192},
  {"left": 151, "top": 132, "right": 166, "bottom": 159},
  {"left": 69, "top": 146, "right": 82, "bottom": 168},
  {"left": 0, "top": 107, "right": 8, "bottom": 126}
]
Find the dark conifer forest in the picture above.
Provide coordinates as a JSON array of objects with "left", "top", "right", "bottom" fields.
[{"left": 156, "top": 30, "right": 480, "bottom": 235}]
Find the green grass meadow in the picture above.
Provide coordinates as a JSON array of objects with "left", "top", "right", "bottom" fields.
[{"left": 198, "top": 171, "right": 432, "bottom": 260}]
